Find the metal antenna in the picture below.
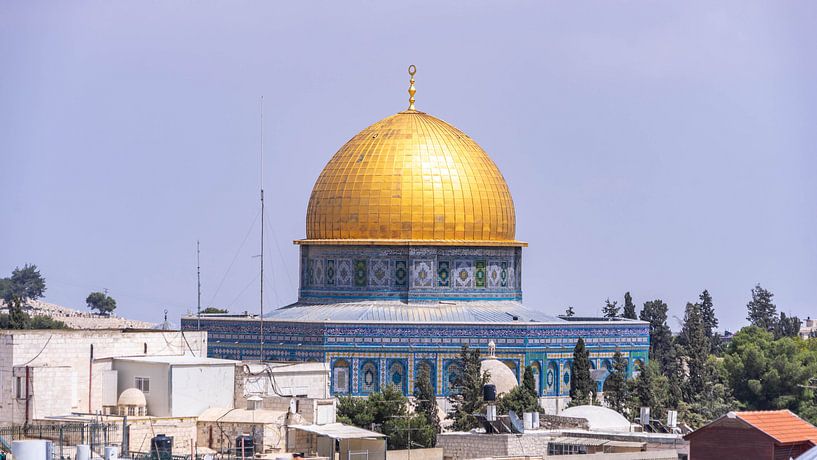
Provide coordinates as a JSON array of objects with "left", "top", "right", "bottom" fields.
[
  {"left": 260, "top": 95, "right": 265, "bottom": 362},
  {"left": 197, "top": 240, "right": 201, "bottom": 331}
]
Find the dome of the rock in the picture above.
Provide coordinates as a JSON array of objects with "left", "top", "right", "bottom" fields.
[{"left": 301, "top": 110, "right": 522, "bottom": 246}]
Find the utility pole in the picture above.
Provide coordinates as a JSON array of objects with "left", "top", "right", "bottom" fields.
[
  {"left": 197, "top": 240, "right": 201, "bottom": 331},
  {"left": 259, "top": 95, "right": 265, "bottom": 362}
]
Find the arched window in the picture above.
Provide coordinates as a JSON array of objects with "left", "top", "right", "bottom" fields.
[
  {"left": 415, "top": 360, "right": 436, "bottom": 396},
  {"left": 361, "top": 361, "right": 379, "bottom": 394},
  {"left": 546, "top": 361, "right": 559, "bottom": 395},
  {"left": 388, "top": 361, "right": 407, "bottom": 394},
  {"left": 333, "top": 359, "right": 350, "bottom": 394},
  {"left": 445, "top": 362, "right": 462, "bottom": 395},
  {"left": 530, "top": 362, "right": 542, "bottom": 396}
]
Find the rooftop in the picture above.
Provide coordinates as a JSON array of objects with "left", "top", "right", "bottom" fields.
[
  {"left": 113, "top": 355, "right": 238, "bottom": 366},
  {"left": 685, "top": 410, "right": 817, "bottom": 445}
]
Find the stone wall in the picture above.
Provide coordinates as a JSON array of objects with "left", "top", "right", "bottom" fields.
[
  {"left": 0, "top": 330, "right": 208, "bottom": 424},
  {"left": 127, "top": 417, "right": 198, "bottom": 455}
]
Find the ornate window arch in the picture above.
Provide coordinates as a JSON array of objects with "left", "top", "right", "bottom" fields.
[
  {"left": 360, "top": 360, "right": 379, "bottom": 394},
  {"left": 332, "top": 359, "right": 350, "bottom": 395}
]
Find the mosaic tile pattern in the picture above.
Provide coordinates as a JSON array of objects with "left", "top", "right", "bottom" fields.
[{"left": 304, "top": 111, "right": 518, "bottom": 242}]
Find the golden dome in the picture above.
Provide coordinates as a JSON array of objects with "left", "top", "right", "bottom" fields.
[{"left": 299, "top": 109, "right": 524, "bottom": 246}]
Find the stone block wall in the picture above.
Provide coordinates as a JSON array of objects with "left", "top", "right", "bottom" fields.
[{"left": 0, "top": 330, "right": 208, "bottom": 424}]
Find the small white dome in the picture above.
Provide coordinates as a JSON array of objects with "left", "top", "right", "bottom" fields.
[
  {"left": 480, "top": 359, "right": 518, "bottom": 395},
  {"left": 118, "top": 388, "right": 147, "bottom": 407},
  {"left": 560, "top": 405, "right": 631, "bottom": 432}
]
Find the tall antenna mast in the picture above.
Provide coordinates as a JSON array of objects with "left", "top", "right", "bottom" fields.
[
  {"left": 197, "top": 240, "right": 201, "bottom": 330},
  {"left": 259, "top": 95, "right": 265, "bottom": 362}
]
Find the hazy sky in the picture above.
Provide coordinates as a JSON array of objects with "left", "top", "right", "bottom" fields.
[{"left": 2, "top": 1, "right": 815, "bottom": 332}]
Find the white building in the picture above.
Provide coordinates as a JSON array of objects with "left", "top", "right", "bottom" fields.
[
  {"left": 111, "top": 355, "right": 236, "bottom": 417},
  {"left": 0, "top": 329, "right": 208, "bottom": 424}
]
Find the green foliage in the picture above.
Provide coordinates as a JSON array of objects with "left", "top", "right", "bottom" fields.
[
  {"left": 383, "top": 413, "right": 436, "bottom": 450},
  {"left": 337, "top": 384, "right": 435, "bottom": 449},
  {"left": 564, "top": 306, "right": 575, "bottom": 317},
  {"left": 201, "top": 307, "right": 228, "bottom": 314},
  {"left": 447, "top": 345, "right": 489, "bottom": 431},
  {"left": 746, "top": 284, "right": 778, "bottom": 332},
  {"left": 628, "top": 360, "right": 669, "bottom": 420},
  {"left": 677, "top": 356, "right": 736, "bottom": 429},
  {"left": 603, "top": 299, "right": 620, "bottom": 318},
  {"left": 678, "top": 302, "right": 710, "bottom": 398},
  {"left": 0, "top": 295, "right": 67, "bottom": 330},
  {"left": 498, "top": 366, "right": 539, "bottom": 414},
  {"left": 775, "top": 312, "right": 801, "bottom": 339},
  {"left": 723, "top": 326, "right": 817, "bottom": 424},
  {"left": 699, "top": 290, "right": 719, "bottom": 351},
  {"left": 86, "top": 291, "right": 117, "bottom": 315},
  {"left": 622, "top": 292, "right": 637, "bottom": 320},
  {"left": 603, "top": 351, "right": 629, "bottom": 414},
  {"left": 569, "top": 338, "right": 595, "bottom": 406},
  {"left": 639, "top": 299, "right": 674, "bottom": 373},
  {"left": 414, "top": 363, "right": 440, "bottom": 440},
  {"left": 2, "top": 264, "right": 46, "bottom": 303}
]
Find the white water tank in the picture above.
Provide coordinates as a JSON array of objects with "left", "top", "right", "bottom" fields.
[
  {"left": 105, "top": 445, "right": 119, "bottom": 460},
  {"left": 76, "top": 444, "right": 91, "bottom": 460},
  {"left": 12, "top": 440, "right": 52, "bottom": 460},
  {"left": 532, "top": 411, "right": 540, "bottom": 429},
  {"left": 523, "top": 412, "right": 534, "bottom": 430}
]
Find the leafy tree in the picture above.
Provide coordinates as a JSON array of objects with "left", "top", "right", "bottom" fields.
[
  {"left": 414, "top": 363, "right": 440, "bottom": 440},
  {"left": 678, "top": 356, "right": 736, "bottom": 429},
  {"left": 639, "top": 299, "right": 673, "bottom": 373},
  {"left": 603, "top": 299, "right": 620, "bottom": 318},
  {"left": 622, "top": 292, "right": 637, "bottom": 320},
  {"left": 629, "top": 360, "right": 669, "bottom": 421},
  {"left": 603, "top": 350, "right": 629, "bottom": 414},
  {"left": 0, "top": 294, "right": 66, "bottom": 330},
  {"left": 201, "top": 307, "right": 228, "bottom": 314},
  {"left": 0, "top": 278, "right": 10, "bottom": 301},
  {"left": 747, "top": 284, "right": 778, "bottom": 332},
  {"left": 338, "top": 384, "right": 435, "bottom": 449},
  {"left": 569, "top": 338, "right": 595, "bottom": 406},
  {"left": 86, "top": 291, "right": 117, "bottom": 316},
  {"left": 498, "top": 365, "right": 539, "bottom": 414},
  {"left": 564, "top": 306, "right": 575, "bottom": 317},
  {"left": 698, "top": 290, "right": 719, "bottom": 350},
  {"left": 775, "top": 312, "right": 801, "bottom": 339},
  {"left": 723, "top": 326, "right": 817, "bottom": 424},
  {"left": 447, "top": 345, "right": 489, "bottom": 431},
  {"left": 3, "top": 264, "right": 46, "bottom": 303},
  {"left": 337, "top": 395, "right": 375, "bottom": 427},
  {"left": 382, "top": 413, "right": 436, "bottom": 450}
]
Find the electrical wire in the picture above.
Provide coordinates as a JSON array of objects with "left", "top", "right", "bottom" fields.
[{"left": 207, "top": 209, "right": 262, "bottom": 309}]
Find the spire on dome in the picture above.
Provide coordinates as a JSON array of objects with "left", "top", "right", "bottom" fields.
[{"left": 407, "top": 65, "right": 417, "bottom": 111}]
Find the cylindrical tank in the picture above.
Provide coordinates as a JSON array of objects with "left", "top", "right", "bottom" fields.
[
  {"left": 12, "top": 440, "right": 51, "bottom": 460},
  {"left": 483, "top": 384, "right": 497, "bottom": 402},
  {"left": 523, "top": 412, "right": 533, "bottom": 430},
  {"left": 150, "top": 434, "right": 173, "bottom": 460},
  {"left": 235, "top": 435, "right": 254, "bottom": 459},
  {"left": 532, "top": 411, "right": 540, "bottom": 429},
  {"left": 76, "top": 444, "right": 91, "bottom": 460},
  {"left": 105, "top": 445, "right": 119, "bottom": 460}
]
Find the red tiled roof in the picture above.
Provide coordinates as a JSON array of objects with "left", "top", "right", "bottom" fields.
[{"left": 735, "top": 410, "right": 817, "bottom": 444}]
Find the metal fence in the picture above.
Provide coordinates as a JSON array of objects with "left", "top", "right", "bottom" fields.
[{"left": 0, "top": 422, "right": 121, "bottom": 459}]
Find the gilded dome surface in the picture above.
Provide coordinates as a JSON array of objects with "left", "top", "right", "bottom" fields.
[{"left": 301, "top": 110, "right": 522, "bottom": 246}]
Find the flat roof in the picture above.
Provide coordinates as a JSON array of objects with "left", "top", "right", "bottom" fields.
[
  {"left": 114, "top": 355, "right": 238, "bottom": 366},
  {"left": 289, "top": 423, "right": 386, "bottom": 439}
]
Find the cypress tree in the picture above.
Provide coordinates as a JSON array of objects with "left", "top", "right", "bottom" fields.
[
  {"left": 603, "top": 350, "right": 629, "bottom": 414},
  {"left": 679, "top": 302, "right": 709, "bottom": 398},
  {"left": 639, "top": 299, "right": 674, "bottom": 373},
  {"left": 622, "top": 292, "right": 637, "bottom": 320},
  {"left": 414, "top": 363, "right": 440, "bottom": 440},
  {"left": 448, "top": 345, "right": 488, "bottom": 431},
  {"left": 698, "top": 290, "right": 718, "bottom": 351},
  {"left": 569, "top": 338, "right": 595, "bottom": 406}
]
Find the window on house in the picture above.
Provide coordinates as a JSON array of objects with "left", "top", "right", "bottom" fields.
[
  {"left": 15, "top": 377, "right": 23, "bottom": 399},
  {"left": 135, "top": 377, "right": 150, "bottom": 394}
]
